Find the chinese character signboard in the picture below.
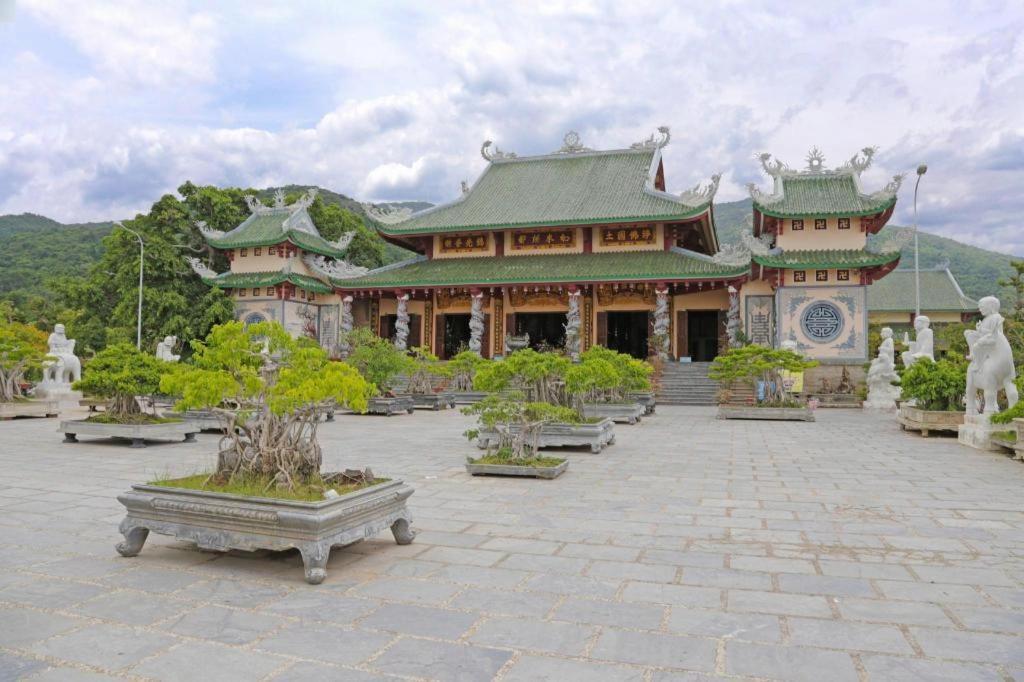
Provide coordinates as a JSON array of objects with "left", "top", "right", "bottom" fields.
[
  {"left": 600, "top": 225, "right": 656, "bottom": 246},
  {"left": 439, "top": 233, "right": 489, "bottom": 253},
  {"left": 510, "top": 228, "right": 576, "bottom": 250},
  {"left": 745, "top": 295, "right": 774, "bottom": 347}
]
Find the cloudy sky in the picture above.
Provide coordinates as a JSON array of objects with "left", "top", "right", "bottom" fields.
[{"left": 1, "top": 1, "right": 1022, "bottom": 254}]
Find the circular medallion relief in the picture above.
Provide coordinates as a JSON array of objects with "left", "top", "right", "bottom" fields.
[
  {"left": 243, "top": 312, "right": 267, "bottom": 326},
  {"left": 800, "top": 301, "right": 844, "bottom": 343}
]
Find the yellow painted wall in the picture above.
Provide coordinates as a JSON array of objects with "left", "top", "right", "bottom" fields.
[
  {"left": 783, "top": 268, "right": 862, "bottom": 287},
  {"left": 229, "top": 250, "right": 315, "bottom": 277},
  {"left": 776, "top": 217, "right": 867, "bottom": 251}
]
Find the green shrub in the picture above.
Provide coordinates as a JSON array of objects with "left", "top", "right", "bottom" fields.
[
  {"left": 708, "top": 344, "right": 818, "bottom": 405},
  {"left": 564, "top": 346, "right": 652, "bottom": 404},
  {"left": 345, "top": 327, "right": 413, "bottom": 394},
  {"left": 73, "top": 343, "right": 170, "bottom": 420},
  {"left": 899, "top": 357, "right": 966, "bottom": 411},
  {"left": 406, "top": 346, "right": 451, "bottom": 394},
  {"left": 463, "top": 396, "right": 579, "bottom": 463},
  {"left": 448, "top": 350, "right": 489, "bottom": 391},
  {"left": 473, "top": 348, "right": 571, "bottom": 406}
]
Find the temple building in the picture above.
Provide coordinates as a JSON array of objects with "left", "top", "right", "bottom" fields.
[
  {"left": 192, "top": 132, "right": 908, "bottom": 380},
  {"left": 867, "top": 265, "right": 978, "bottom": 348}
]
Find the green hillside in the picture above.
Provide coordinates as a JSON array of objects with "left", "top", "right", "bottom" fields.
[{"left": 0, "top": 214, "right": 113, "bottom": 296}]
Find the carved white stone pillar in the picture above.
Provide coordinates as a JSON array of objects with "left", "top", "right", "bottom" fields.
[
  {"left": 653, "top": 288, "right": 670, "bottom": 360},
  {"left": 339, "top": 296, "right": 354, "bottom": 358},
  {"left": 727, "top": 286, "right": 741, "bottom": 348},
  {"left": 394, "top": 294, "right": 410, "bottom": 351},
  {"left": 468, "top": 292, "right": 485, "bottom": 356},
  {"left": 564, "top": 290, "right": 581, "bottom": 361}
]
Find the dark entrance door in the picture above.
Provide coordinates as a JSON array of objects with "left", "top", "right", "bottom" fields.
[
  {"left": 515, "top": 313, "right": 565, "bottom": 351},
  {"left": 380, "top": 314, "right": 421, "bottom": 348},
  {"left": 688, "top": 311, "right": 719, "bottom": 361},
  {"left": 606, "top": 311, "right": 649, "bottom": 359},
  {"left": 442, "top": 314, "right": 471, "bottom": 359}
]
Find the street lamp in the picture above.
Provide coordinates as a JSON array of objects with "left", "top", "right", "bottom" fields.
[
  {"left": 912, "top": 164, "right": 927, "bottom": 317},
  {"left": 116, "top": 222, "right": 145, "bottom": 350}
]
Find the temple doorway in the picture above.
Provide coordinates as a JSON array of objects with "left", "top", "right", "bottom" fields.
[
  {"left": 688, "top": 311, "right": 719, "bottom": 361},
  {"left": 441, "top": 314, "right": 471, "bottom": 359},
  {"left": 515, "top": 313, "right": 566, "bottom": 351},
  {"left": 605, "top": 311, "right": 649, "bottom": 359}
]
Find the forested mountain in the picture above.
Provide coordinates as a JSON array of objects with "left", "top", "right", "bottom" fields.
[{"left": 0, "top": 214, "right": 113, "bottom": 299}]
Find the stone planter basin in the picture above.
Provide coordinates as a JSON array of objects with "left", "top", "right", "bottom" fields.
[
  {"left": 897, "top": 405, "right": 964, "bottom": 436},
  {"left": 409, "top": 392, "right": 456, "bottom": 410},
  {"left": 363, "top": 396, "right": 415, "bottom": 416},
  {"left": 628, "top": 392, "right": 656, "bottom": 415},
  {"left": 449, "top": 391, "right": 490, "bottom": 405},
  {"left": 465, "top": 459, "right": 568, "bottom": 479},
  {"left": 581, "top": 402, "right": 645, "bottom": 425},
  {"left": 1, "top": 400, "right": 60, "bottom": 420},
  {"left": 115, "top": 479, "right": 415, "bottom": 585},
  {"left": 164, "top": 410, "right": 231, "bottom": 432},
  {"left": 477, "top": 418, "right": 615, "bottom": 454},
  {"left": 717, "top": 405, "right": 815, "bottom": 422},
  {"left": 60, "top": 419, "right": 197, "bottom": 448}
]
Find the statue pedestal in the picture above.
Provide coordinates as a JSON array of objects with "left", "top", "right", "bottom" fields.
[
  {"left": 958, "top": 414, "right": 1003, "bottom": 452},
  {"left": 33, "top": 383, "right": 83, "bottom": 409}
]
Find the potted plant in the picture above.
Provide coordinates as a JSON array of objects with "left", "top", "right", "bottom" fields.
[
  {"left": 990, "top": 384, "right": 1024, "bottom": 458},
  {"left": 345, "top": 327, "right": 415, "bottom": 415},
  {"left": 448, "top": 350, "right": 491, "bottom": 404},
  {"left": 897, "top": 358, "right": 968, "bottom": 436},
  {"left": 0, "top": 320, "right": 59, "bottom": 419},
  {"left": 463, "top": 397, "right": 575, "bottom": 478},
  {"left": 60, "top": 343, "right": 193, "bottom": 446},
  {"left": 116, "top": 321, "right": 414, "bottom": 584},
  {"left": 474, "top": 350, "right": 615, "bottom": 453},
  {"left": 567, "top": 346, "right": 652, "bottom": 424},
  {"left": 406, "top": 346, "right": 455, "bottom": 409},
  {"left": 709, "top": 345, "right": 819, "bottom": 421}
]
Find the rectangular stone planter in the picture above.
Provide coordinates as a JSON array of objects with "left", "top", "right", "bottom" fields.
[
  {"left": 78, "top": 398, "right": 109, "bottom": 412},
  {"left": 897, "top": 405, "right": 964, "bottom": 436},
  {"left": 164, "top": 410, "right": 230, "bottom": 432},
  {"left": 717, "top": 405, "right": 815, "bottom": 422},
  {"left": 628, "top": 392, "right": 656, "bottom": 415},
  {"left": 477, "top": 418, "right": 615, "bottom": 453},
  {"left": 449, "top": 391, "right": 490, "bottom": 405},
  {"left": 581, "top": 402, "right": 646, "bottom": 425},
  {"left": 0, "top": 400, "right": 59, "bottom": 420},
  {"left": 364, "top": 396, "right": 415, "bottom": 416},
  {"left": 60, "top": 419, "right": 197, "bottom": 448},
  {"left": 409, "top": 392, "right": 456, "bottom": 410},
  {"left": 465, "top": 459, "right": 568, "bottom": 479},
  {"left": 115, "top": 479, "right": 415, "bottom": 584}
]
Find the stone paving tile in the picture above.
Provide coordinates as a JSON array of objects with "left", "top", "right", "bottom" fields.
[
  {"left": 666, "top": 607, "right": 782, "bottom": 642},
  {"left": 72, "top": 590, "right": 193, "bottom": 626},
  {"left": 0, "top": 606, "right": 84, "bottom": 648},
  {"left": 724, "top": 641, "right": 859, "bottom": 682},
  {"left": 552, "top": 597, "right": 665, "bottom": 629},
  {"left": 162, "top": 604, "right": 283, "bottom": 644},
  {"left": 726, "top": 590, "right": 833, "bottom": 618},
  {"left": 874, "top": 579, "right": 991, "bottom": 605},
  {"left": 499, "top": 654, "right": 645, "bottom": 682},
  {"left": 590, "top": 628, "right": 717, "bottom": 671},
  {"left": 129, "top": 641, "right": 285, "bottom": 681},
  {"left": 468, "top": 615, "right": 596, "bottom": 655},
  {"left": 836, "top": 597, "right": 954, "bottom": 626},
  {"left": 910, "top": 626, "right": 1024, "bottom": 665},
  {"left": 255, "top": 623, "right": 393, "bottom": 666},
  {"left": 427, "top": 564, "right": 530, "bottom": 589},
  {"left": 786, "top": 616, "right": 915, "bottom": 654},
  {"left": 0, "top": 652, "right": 48, "bottom": 681},
  {"left": 679, "top": 567, "right": 772, "bottom": 590},
  {"left": 368, "top": 637, "right": 512, "bottom": 680},
  {"left": 19, "top": 667, "right": 122, "bottom": 681},
  {"left": 621, "top": 581, "right": 721, "bottom": 608},
  {"left": 29, "top": 624, "right": 178, "bottom": 671},
  {"left": 258, "top": 590, "right": 379, "bottom": 624},
  {"left": 174, "top": 577, "right": 289, "bottom": 607},
  {"left": 416, "top": 545, "right": 507, "bottom": 567},
  {"left": 269, "top": 661, "right": 397, "bottom": 681},
  {"left": 0, "top": 580, "right": 107, "bottom": 609},
  {"left": 349, "top": 577, "right": 463, "bottom": 606},
  {"left": 448, "top": 587, "right": 560, "bottom": 618},
  {"left": 520, "top": 572, "right": 621, "bottom": 599},
  {"left": 860, "top": 654, "right": 1003, "bottom": 681},
  {"left": 359, "top": 603, "right": 479, "bottom": 639},
  {"left": 776, "top": 573, "right": 877, "bottom": 597}
]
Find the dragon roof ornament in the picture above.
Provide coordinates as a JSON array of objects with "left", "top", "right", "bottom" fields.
[
  {"left": 185, "top": 257, "right": 219, "bottom": 280},
  {"left": 364, "top": 203, "right": 414, "bottom": 225},
  {"left": 243, "top": 187, "right": 318, "bottom": 215},
  {"left": 302, "top": 253, "right": 369, "bottom": 280},
  {"left": 711, "top": 232, "right": 776, "bottom": 267},
  {"left": 630, "top": 126, "right": 671, "bottom": 150},
  {"left": 679, "top": 173, "right": 721, "bottom": 206},
  {"left": 481, "top": 140, "right": 517, "bottom": 162},
  {"left": 195, "top": 220, "right": 225, "bottom": 241},
  {"left": 869, "top": 173, "right": 905, "bottom": 200},
  {"left": 554, "top": 131, "right": 593, "bottom": 154},
  {"left": 867, "top": 225, "right": 914, "bottom": 255},
  {"left": 840, "top": 147, "right": 877, "bottom": 174}
]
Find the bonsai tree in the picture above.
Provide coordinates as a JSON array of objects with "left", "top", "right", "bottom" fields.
[
  {"left": 448, "top": 350, "right": 489, "bottom": 391},
  {"left": 407, "top": 346, "right": 451, "bottom": 394},
  {"left": 73, "top": 343, "right": 170, "bottom": 421},
  {"left": 160, "top": 321, "right": 373, "bottom": 489},
  {"left": 0, "top": 320, "right": 48, "bottom": 403},
  {"left": 565, "top": 346, "right": 652, "bottom": 405},
  {"left": 346, "top": 327, "right": 414, "bottom": 395},
  {"left": 474, "top": 348, "right": 571, "bottom": 406},
  {"left": 708, "top": 344, "right": 818, "bottom": 406},
  {"left": 463, "top": 395, "right": 578, "bottom": 464},
  {"left": 899, "top": 357, "right": 967, "bottom": 412}
]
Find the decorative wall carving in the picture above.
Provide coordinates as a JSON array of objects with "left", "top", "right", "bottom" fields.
[
  {"left": 492, "top": 297, "right": 504, "bottom": 356},
  {"left": 436, "top": 290, "right": 489, "bottom": 310},
  {"left": 596, "top": 285, "right": 655, "bottom": 307},
  {"left": 508, "top": 289, "right": 569, "bottom": 308}
]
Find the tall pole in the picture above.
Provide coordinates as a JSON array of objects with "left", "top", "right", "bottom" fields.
[
  {"left": 912, "top": 164, "right": 928, "bottom": 317},
  {"left": 116, "top": 223, "right": 145, "bottom": 349}
]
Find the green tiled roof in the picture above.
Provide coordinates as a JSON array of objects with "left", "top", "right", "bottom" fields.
[
  {"left": 205, "top": 207, "right": 347, "bottom": 258},
  {"left": 201, "top": 270, "right": 334, "bottom": 294},
  {"left": 868, "top": 268, "right": 976, "bottom": 312},
  {"left": 335, "top": 249, "right": 748, "bottom": 288},
  {"left": 380, "top": 149, "right": 713, "bottom": 235},
  {"left": 752, "top": 249, "right": 901, "bottom": 270},
  {"left": 752, "top": 174, "right": 896, "bottom": 218}
]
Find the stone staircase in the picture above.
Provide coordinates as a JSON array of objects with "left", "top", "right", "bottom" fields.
[{"left": 655, "top": 362, "right": 720, "bottom": 406}]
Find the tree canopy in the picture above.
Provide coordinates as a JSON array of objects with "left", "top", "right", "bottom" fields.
[
  {"left": 0, "top": 320, "right": 48, "bottom": 402},
  {"left": 72, "top": 343, "right": 171, "bottom": 418}
]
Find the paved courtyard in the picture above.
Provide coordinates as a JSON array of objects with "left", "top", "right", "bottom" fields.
[{"left": 1, "top": 406, "right": 1023, "bottom": 681}]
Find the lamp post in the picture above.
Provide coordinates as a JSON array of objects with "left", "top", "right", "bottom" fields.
[
  {"left": 116, "top": 222, "right": 145, "bottom": 350},
  {"left": 912, "top": 164, "right": 927, "bottom": 317}
]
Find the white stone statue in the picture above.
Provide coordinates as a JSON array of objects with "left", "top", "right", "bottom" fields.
[
  {"left": 469, "top": 292, "right": 485, "bottom": 356},
  {"left": 394, "top": 294, "right": 410, "bottom": 351},
  {"left": 964, "top": 296, "right": 1018, "bottom": 415},
  {"left": 155, "top": 335, "right": 180, "bottom": 362},
  {"left": 865, "top": 327, "right": 901, "bottom": 409},
  {"left": 564, "top": 291, "right": 581, "bottom": 361},
  {"left": 901, "top": 315, "right": 934, "bottom": 368},
  {"left": 37, "top": 323, "right": 82, "bottom": 398}
]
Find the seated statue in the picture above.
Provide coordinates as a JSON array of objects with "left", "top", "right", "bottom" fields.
[
  {"left": 901, "top": 315, "right": 934, "bottom": 368},
  {"left": 965, "top": 296, "right": 1018, "bottom": 415},
  {"left": 865, "top": 327, "right": 901, "bottom": 409},
  {"left": 39, "top": 323, "right": 82, "bottom": 392},
  {"left": 155, "top": 335, "right": 180, "bottom": 362}
]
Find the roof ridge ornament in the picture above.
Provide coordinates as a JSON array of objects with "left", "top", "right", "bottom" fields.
[
  {"left": 757, "top": 152, "right": 788, "bottom": 178},
  {"left": 364, "top": 203, "right": 414, "bottom": 225},
  {"left": 185, "top": 257, "right": 219, "bottom": 279},
  {"left": 869, "top": 173, "right": 905, "bottom": 200},
  {"left": 841, "top": 146, "right": 877, "bottom": 174},
  {"left": 243, "top": 187, "right": 317, "bottom": 215},
  {"left": 554, "top": 130, "right": 592, "bottom": 154},
  {"left": 273, "top": 189, "right": 286, "bottom": 208},
  {"left": 302, "top": 253, "right": 369, "bottom": 280},
  {"left": 867, "top": 225, "right": 913, "bottom": 255},
  {"left": 481, "top": 140, "right": 517, "bottom": 162},
  {"left": 679, "top": 173, "right": 721, "bottom": 205},
  {"left": 805, "top": 146, "right": 826, "bottom": 172},
  {"left": 711, "top": 232, "right": 775, "bottom": 267},
  {"left": 630, "top": 126, "right": 671, "bottom": 150},
  {"left": 194, "top": 220, "right": 226, "bottom": 240}
]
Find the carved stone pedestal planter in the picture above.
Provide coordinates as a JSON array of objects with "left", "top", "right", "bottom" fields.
[
  {"left": 990, "top": 418, "right": 1024, "bottom": 461},
  {"left": 582, "top": 402, "right": 645, "bottom": 424},
  {"left": 410, "top": 392, "right": 456, "bottom": 410},
  {"left": 450, "top": 391, "right": 490, "bottom": 405},
  {"left": 477, "top": 419, "right": 615, "bottom": 453},
  {"left": 165, "top": 410, "right": 229, "bottom": 432},
  {"left": 466, "top": 459, "right": 568, "bottom": 479},
  {"left": 717, "top": 405, "right": 815, "bottom": 422},
  {"left": 0, "top": 400, "right": 59, "bottom": 420},
  {"left": 60, "top": 419, "right": 197, "bottom": 448},
  {"left": 628, "top": 392, "right": 656, "bottom": 415},
  {"left": 897, "top": 405, "right": 964, "bottom": 437},
  {"left": 115, "top": 479, "right": 415, "bottom": 584},
  {"left": 365, "top": 396, "right": 415, "bottom": 416},
  {"left": 957, "top": 413, "right": 1004, "bottom": 452}
]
